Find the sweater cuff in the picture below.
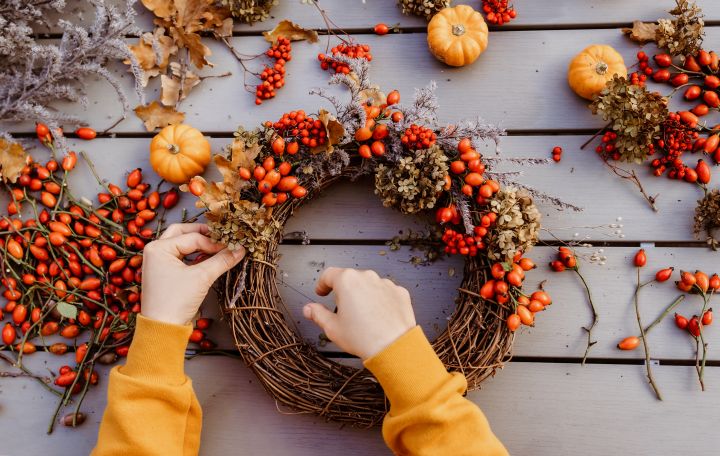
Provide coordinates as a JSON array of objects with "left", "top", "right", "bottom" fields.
[
  {"left": 363, "top": 326, "right": 454, "bottom": 412},
  {"left": 120, "top": 314, "right": 192, "bottom": 385}
]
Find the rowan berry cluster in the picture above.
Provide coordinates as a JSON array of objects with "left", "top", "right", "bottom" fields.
[
  {"left": 266, "top": 110, "right": 327, "bottom": 151},
  {"left": 481, "top": 0, "right": 517, "bottom": 25},
  {"left": 318, "top": 43, "right": 372, "bottom": 74},
  {"left": 401, "top": 124, "right": 437, "bottom": 150},
  {"left": 255, "top": 36, "right": 291, "bottom": 105}
]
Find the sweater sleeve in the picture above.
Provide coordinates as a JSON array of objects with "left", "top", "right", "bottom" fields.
[
  {"left": 364, "top": 326, "right": 508, "bottom": 456},
  {"left": 91, "top": 315, "right": 202, "bottom": 456}
]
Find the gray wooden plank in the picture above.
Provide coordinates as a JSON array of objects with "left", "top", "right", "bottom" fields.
[
  {"left": 1, "top": 354, "right": 718, "bottom": 455},
  {"left": 11, "top": 136, "right": 708, "bottom": 243},
  {"left": 41, "top": 0, "right": 720, "bottom": 33},
  {"left": 247, "top": 244, "right": 720, "bottom": 360},
  {"left": 7, "top": 28, "right": 720, "bottom": 134}
]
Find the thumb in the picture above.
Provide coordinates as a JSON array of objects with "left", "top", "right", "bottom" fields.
[
  {"left": 303, "top": 303, "right": 338, "bottom": 335},
  {"left": 194, "top": 247, "right": 246, "bottom": 284}
]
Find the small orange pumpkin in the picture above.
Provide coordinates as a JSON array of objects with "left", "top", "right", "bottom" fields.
[
  {"left": 149, "top": 124, "right": 211, "bottom": 184},
  {"left": 568, "top": 44, "right": 627, "bottom": 100},
  {"left": 427, "top": 5, "right": 489, "bottom": 67}
]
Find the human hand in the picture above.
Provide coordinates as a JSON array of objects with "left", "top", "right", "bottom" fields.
[
  {"left": 141, "top": 223, "right": 246, "bottom": 326},
  {"left": 303, "top": 268, "right": 416, "bottom": 360}
]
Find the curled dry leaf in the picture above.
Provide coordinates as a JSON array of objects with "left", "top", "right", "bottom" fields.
[
  {"left": 213, "top": 140, "right": 261, "bottom": 193},
  {"left": 311, "top": 109, "right": 345, "bottom": 154},
  {"left": 0, "top": 139, "right": 30, "bottom": 183},
  {"left": 160, "top": 62, "right": 201, "bottom": 106},
  {"left": 126, "top": 28, "right": 178, "bottom": 86},
  {"left": 141, "top": 0, "right": 176, "bottom": 19},
  {"left": 358, "top": 86, "right": 387, "bottom": 107},
  {"left": 262, "top": 19, "right": 319, "bottom": 44},
  {"left": 134, "top": 101, "right": 185, "bottom": 131},
  {"left": 621, "top": 20, "right": 659, "bottom": 44}
]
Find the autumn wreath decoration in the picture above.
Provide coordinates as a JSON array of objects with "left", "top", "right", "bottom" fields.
[{"left": 183, "top": 55, "right": 550, "bottom": 425}]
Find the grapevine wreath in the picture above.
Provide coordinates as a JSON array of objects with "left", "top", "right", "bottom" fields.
[{"left": 183, "top": 53, "right": 552, "bottom": 426}]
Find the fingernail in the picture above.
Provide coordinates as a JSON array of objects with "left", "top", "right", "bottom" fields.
[
  {"left": 302, "top": 305, "right": 312, "bottom": 319},
  {"left": 232, "top": 247, "right": 245, "bottom": 258}
]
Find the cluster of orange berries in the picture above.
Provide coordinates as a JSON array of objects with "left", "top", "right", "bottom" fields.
[
  {"left": 448, "top": 138, "right": 500, "bottom": 204},
  {"left": 317, "top": 43, "right": 372, "bottom": 74},
  {"left": 354, "top": 90, "right": 402, "bottom": 159},
  {"left": 188, "top": 317, "right": 217, "bottom": 351},
  {"left": 265, "top": 110, "right": 327, "bottom": 152},
  {"left": 255, "top": 36, "right": 292, "bottom": 105},
  {"left": 481, "top": 0, "right": 517, "bottom": 25},
  {"left": 549, "top": 246, "right": 577, "bottom": 271},
  {"left": 441, "top": 224, "right": 492, "bottom": 257},
  {"left": 628, "top": 70, "right": 648, "bottom": 87},
  {"left": 401, "top": 124, "right": 437, "bottom": 150},
  {"left": 238, "top": 156, "right": 307, "bottom": 208}
]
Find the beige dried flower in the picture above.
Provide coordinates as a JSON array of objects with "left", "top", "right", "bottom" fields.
[
  {"left": 206, "top": 200, "right": 281, "bottom": 258},
  {"left": 397, "top": 0, "right": 449, "bottom": 20},
  {"left": 694, "top": 189, "right": 720, "bottom": 249},
  {"left": 374, "top": 145, "right": 448, "bottom": 214},
  {"left": 220, "top": 0, "right": 277, "bottom": 23},
  {"left": 656, "top": 0, "right": 704, "bottom": 56},
  {"left": 486, "top": 187, "right": 541, "bottom": 262}
]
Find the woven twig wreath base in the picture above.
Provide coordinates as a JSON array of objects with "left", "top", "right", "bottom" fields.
[{"left": 219, "top": 168, "right": 514, "bottom": 427}]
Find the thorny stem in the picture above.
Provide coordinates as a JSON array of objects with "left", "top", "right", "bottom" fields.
[
  {"left": 695, "top": 291, "right": 712, "bottom": 391},
  {"left": 635, "top": 269, "right": 662, "bottom": 401},
  {"left": 573, "top": 268, "right": 597, "bottom": 365}
]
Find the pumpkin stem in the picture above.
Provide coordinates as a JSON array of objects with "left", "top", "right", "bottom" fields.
[
  {"left": 595, "top": 61, "right": 609, "bottom": 75},
  {"left": 167, "top": 144, "right": 180, "bottom": 154},
  {"left": 451, "top": 24, "right": 466, "bottom": 36}
]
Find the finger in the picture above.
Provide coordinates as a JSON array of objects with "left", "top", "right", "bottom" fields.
[
  {"left": 192, "top": 247, "right": 246, "bottom": 283},
  {"left": 157, "top": 232, "right": 224, "bottom": 258},
  {"left": 160, "top": 223, "right": 210, "bottom": 240},
  {"left": 303, "top": 303, "right": 338, "bottom": 335},
  {"left": 315, "top": 267, "right": 346, "bottom": 296}
]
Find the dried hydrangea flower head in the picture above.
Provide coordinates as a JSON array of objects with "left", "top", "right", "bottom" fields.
[
  {"left": 397, "top": 0, "right": 450, "bottom": 20},
  {"left": 486, "top": 187, "right": 541, "bottom": 262},
  {"left": 694, "top": 189, "right": 720, "bottom": 250},
  {"left": 590, "top": 75, "right": 668, "bottom": 164},
  {"left": 374, "top": 145, "right": 449, "bottom": 214},
  {"left": 220, "top": 0, "right": 277, "bottom": 23},
  {"left": 656, "top": 0, "right": 704, "bottom": 56}
]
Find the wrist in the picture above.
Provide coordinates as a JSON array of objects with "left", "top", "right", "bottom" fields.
[
  {"left": 141, "top": 307, "right": 192, "bottom": 326},
  {"left": 360, "top": 324, "right": 415, "bottom": 360}
]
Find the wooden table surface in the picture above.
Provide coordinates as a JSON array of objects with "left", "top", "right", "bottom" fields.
[{"left": 2, "top": 1, "right": 720, "bottom": 454}]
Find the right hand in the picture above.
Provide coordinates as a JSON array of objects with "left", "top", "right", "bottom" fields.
[{"left": 303, "top": 267, "right": 416, "bottom": 360}]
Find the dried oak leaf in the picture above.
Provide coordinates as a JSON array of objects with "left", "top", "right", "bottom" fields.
[
  {"left": 141, "top": 0, "right": 176, "bottom": 19},
  {"left": 154, "top": 0, "right": 233, "bottom": 68},
  {"left": 134, "top": 101, "right": 185, "bottom": 131},
  {"left": 622, "top": 20, "right": 659, "bottom": 44},
  {"left": 213, "top": 140, "right": 261, "bottom": 192},
  {"left": 262, "top": 19, "right": 319, "bottom": 44},
  {"left": 0, "top": 139, "right": 29, "bottom": 183},
  {"left": 310, "top": 109, "right": 345, "bottom": 154},
  {"left": 126, "top": 28, "right": 178, "bottom": 86},
  {"left": 160, "top": 62, "right": 201, "bottom": 106}
]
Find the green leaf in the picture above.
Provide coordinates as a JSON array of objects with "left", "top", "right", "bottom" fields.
[{"left": 56, "top": 301, "right": 78, "bottom": 320}]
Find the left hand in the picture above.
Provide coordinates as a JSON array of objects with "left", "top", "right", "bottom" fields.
[{"left": 140, "top": 223, "right": 246, "bottom": 326}]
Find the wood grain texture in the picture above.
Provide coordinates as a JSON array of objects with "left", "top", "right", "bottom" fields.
[
  {"left": 44, "top": 0, "right": 720, "bottom": 33},
  {"left": 1, "top": 354, "right": 718, "bottom": 455},
  {"left": 6, "top": 28, "right": 720, "bottom": 134}
]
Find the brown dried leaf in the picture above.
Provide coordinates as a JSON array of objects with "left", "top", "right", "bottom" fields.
[
  {"left": 358, "top": 86, "right": 386, "bottom": 107},
  {"left": 262, "top": 19, "right": 319, "bottom": 44},
  {"left": 134, "top": 101, "right": 185, "bottom": 131},
  {"left": 160, "top": 63, "right": 200, "bottom": 106},
  {"left": 126, "top": 28, "right": 178, "bottom": 86},
  {"left": 0, "top": 139, "right": 29, "bottom": 183},
  {"left": 141, "top": 0, "right": 176, "bottom": 19},
  {"left": 213, "top": 141, "right": 261, "bottom": 192},
  {"left": 310, "top": 109, "right": 345, "bottom": 154},
  {"left": 621, "top": 20, "right": 659, "bottom": 44}
]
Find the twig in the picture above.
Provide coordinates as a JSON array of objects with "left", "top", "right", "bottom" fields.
[
  {"left": 641, "top": 295, "right": 685, "bottom": 336},
  {"left": 634, "top": 269, "right": 662, "bottom": 400},
  {"left": 580, "top": 122, "right": 612, "bottom": 149},
  {"left": 573, "top": 268, "right": 597, "bottom": 365},
  {"left": 0, "top": 352, "right": 61, "bottom": 397},
  {"left": 604, "top": 160, "right": 659, "bottom": 212}
]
